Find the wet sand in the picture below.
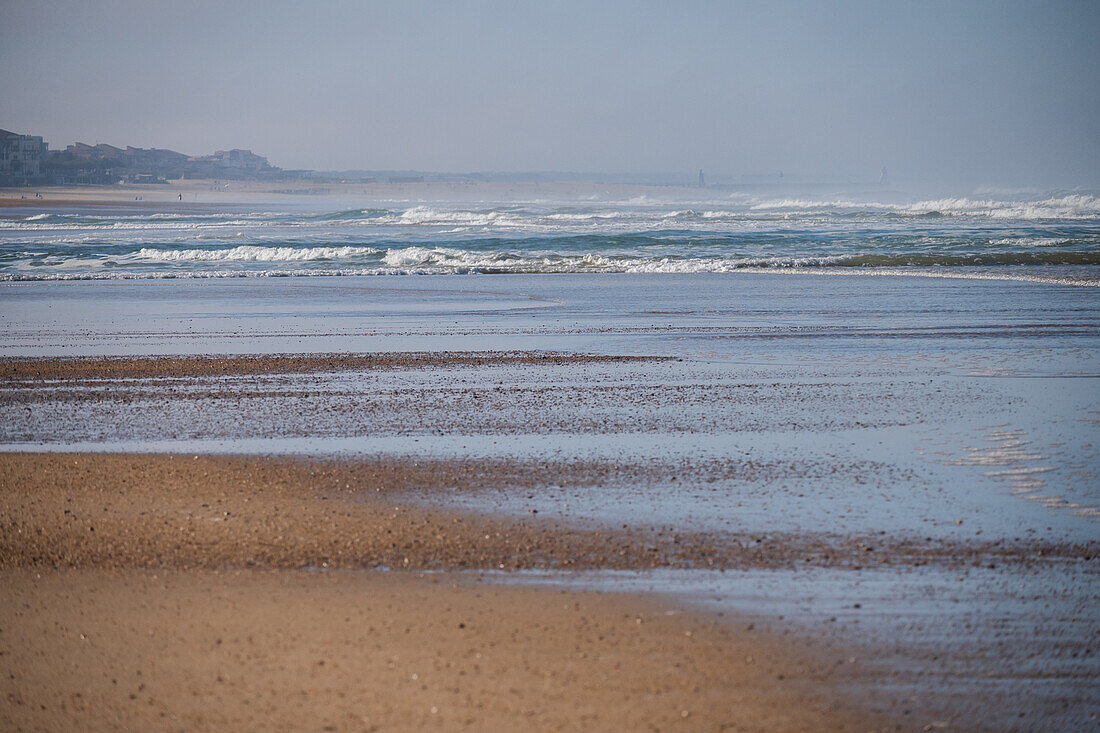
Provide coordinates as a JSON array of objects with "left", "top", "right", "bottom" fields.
[
  {"left": 0, "top": 452, "right": 1088, "bottom": 572},
  {"left": 0, "top": 352, "right": 659, "bottom": 383}
]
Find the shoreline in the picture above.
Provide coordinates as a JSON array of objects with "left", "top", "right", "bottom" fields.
[{"left": 2, "top": 265, "right": 1095, "bottom": 288}]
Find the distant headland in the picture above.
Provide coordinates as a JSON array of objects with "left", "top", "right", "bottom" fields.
[
  {"left": 1, "top": 128, "right": 713, "bottom": 188},
  {"left": 2, "top": 127, "right": 892, "bottom": 189}
]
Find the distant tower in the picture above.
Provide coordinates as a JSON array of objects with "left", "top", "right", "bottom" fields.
[
  {"left": 880, "top": 166, "right": 888, "bottom": 184},
  {"left": 698, "top": 169, "right": 705, "bottom": 188}
]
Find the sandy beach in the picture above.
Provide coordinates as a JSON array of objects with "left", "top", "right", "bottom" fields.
[
  {"left": 0, "top": 352, "right": 898, "bottom": 731},
  {"left": 2, "top": 274, "right": 1097, "bottom": 731},
  {"left": 2, "top": 567, "right": 884, "bottom": 732}
]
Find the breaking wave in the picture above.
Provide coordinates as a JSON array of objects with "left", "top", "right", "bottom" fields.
[
  {"left": 135, "top": 245, "right": 383, "bottom": 262},
  {"left": 748, "top": 194, "right": 1100, "bottom": 219},
  {"left": 108, "top": 244, "right": 1100, "bottom": 272}
]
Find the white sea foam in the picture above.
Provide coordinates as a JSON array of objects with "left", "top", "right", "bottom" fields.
[
  {"left": 746, "top": 194, "right": 1100, "bottom": 219},
  {"left": 901, "top": 196, "right": 1100, "bottom": 218},
  {"left": 748, "top": 199, "right": 885, "bottom": 212},
  {"left": 542, "top": 211, "right": 627, "bottom": 221},
  {"left": 395, "top": 206, "right": 524, "bottom": 227},
  {"left": 3, "top": 239, "right": 1096, "bottom": 281},
  {"left": 989, "top": 237, "right": 1070, "bottom": 247},
  {"left": 381, "top": 246, "right": 462, "bottom": 267},
  {"left": 135, "top": 245, "right": 383, "bottom": 262}
]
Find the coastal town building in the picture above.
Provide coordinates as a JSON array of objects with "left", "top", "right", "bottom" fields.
[
  {"left": 0, "top": 129, "right": 47, "bottom": 185},
  {"left": 58, "top": 143, "right": 196, "bottom": 182},
  {"left": 183, "top": 149, "right": 276, "bottom": 179},
  {"left": 25, "top": 136, "right": 282, "bottom": 184}
]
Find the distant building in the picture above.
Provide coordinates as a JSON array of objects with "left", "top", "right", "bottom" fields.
[
  {"left": 217, "top": 149, "right": 268, "bottom": 170},
  {"left": 53, "top": 142, "right": 183, "bottom": 183},
  {"left": 46, "top": 143, "right": 124, "bottom": 185},
  {"left": 120, "top": 147, "right": 189, "bottom": 182},
  {"left": 7, "top": 132, "right": 285, "bottom": 184},
  {"left": 0, "top": 129, "right": 47, "bottom": 185},
  {"left": 698, "top": 169, "right": 705, "bottom": 187},
  {"left": 189, "top": 149, "right": 268, "bottom": 171},
  {"left": 184, "top": 149, "right": 278, "bottom": 179}
]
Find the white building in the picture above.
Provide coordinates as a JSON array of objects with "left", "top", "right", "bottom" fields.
[{"left": 0, "top": 129, "right": 47, "bottom": 185}]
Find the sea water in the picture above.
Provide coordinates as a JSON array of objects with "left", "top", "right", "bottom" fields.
[{"left": 1, "top": 190, "right": 1099, "bottom": 284}]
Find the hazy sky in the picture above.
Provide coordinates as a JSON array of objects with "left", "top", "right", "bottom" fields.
[{"left": 2, "top": 0, "right": 1098, "bottom": 186}]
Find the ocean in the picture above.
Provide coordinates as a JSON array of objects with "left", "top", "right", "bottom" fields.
[{"left": 2, "top": 190, "right": 1099, "bottom": 284}]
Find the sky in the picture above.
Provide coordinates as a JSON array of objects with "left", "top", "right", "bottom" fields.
[{"left": 2, "top": 0, "right": 1098, "bottom": 187}]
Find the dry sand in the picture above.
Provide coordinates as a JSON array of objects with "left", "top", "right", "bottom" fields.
[
  {"left": 0, "top": 180, "right": 687, "bottom": 209},
  {"left": 1, "top": 569, "right": 883, "bottom": 732},
  {"left": 0, "top": 453, "right": 894, "bottom": 731}
]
